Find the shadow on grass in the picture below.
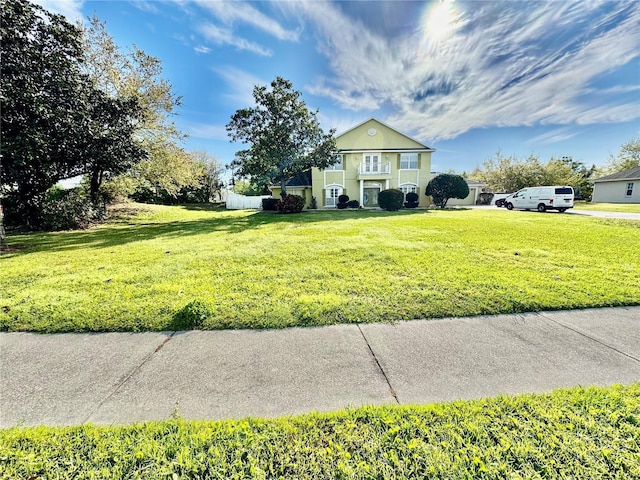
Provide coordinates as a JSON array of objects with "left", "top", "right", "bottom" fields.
[{"left": 1, "top": 207, "right": 433, "bottom": 256}]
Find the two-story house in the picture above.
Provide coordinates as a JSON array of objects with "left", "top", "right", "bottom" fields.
[{"left": 271, "top": 118, "right": 435, "bottom": 208}]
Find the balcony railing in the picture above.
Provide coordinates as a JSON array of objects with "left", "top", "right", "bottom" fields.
[{"left": 358, "top": 162, "right": 391, "bottom": 175}]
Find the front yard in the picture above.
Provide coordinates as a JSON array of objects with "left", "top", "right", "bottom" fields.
[{"left": 1, "top": 203, "right": 638, "bottom": 332}]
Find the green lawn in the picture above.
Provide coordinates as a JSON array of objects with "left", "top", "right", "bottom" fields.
[
  {"left": 1, "top": 384, "right": 638, "bottom": 479},
  {"left": 574, "top": 201, "right": 640, "bottom": 213},
  {"left": 1, "top": 203, "right": 639, "bottom": 333}
]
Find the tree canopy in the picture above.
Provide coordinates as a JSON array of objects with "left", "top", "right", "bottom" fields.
[
  {"left": 603, "top": 138, "right": 640, "bottom": 174},
  {"left": 226, "top": 77, "right": 337, "bottom": 197},
  {"left": 426, "top": 174, "right": 470, "bottom": 208},
  {"left": 0, "top": 0, "right": 145, "bottom": 227}
]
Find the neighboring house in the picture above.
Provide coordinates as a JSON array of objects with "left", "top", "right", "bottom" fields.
[
  {"left": 591, "top": 166, "right": 640, "bottom": 204},
  {"left": 433, "top": 177, "right": 487, "bottom": 206},
  {"left": 271, "top": 118, "right": 435, "bottom": 208}
]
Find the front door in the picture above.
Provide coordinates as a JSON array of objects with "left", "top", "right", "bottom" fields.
[{"left": 363, "top": 188, "right": 379, "bottom": 207}]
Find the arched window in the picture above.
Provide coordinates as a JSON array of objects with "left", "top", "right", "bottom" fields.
[
  {"left": 325, "top": 184, "right": 343, "bottom": 207},
  {"left": 399, "top": 183, "right": 418, "bottom": 198}
]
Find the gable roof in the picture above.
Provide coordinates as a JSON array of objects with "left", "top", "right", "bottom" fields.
[
  {"left": 592, "top": 165, "right": 640, "bottom": 183},
  {"left": 336, "top": 117, "right": 435, "bottom": 151}
]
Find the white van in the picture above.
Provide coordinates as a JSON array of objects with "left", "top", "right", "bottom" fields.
[{"left": 505, "top": 186, "right": 574, "bottom": 212}]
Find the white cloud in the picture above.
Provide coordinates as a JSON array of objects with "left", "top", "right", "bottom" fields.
[
  {"left": 181, "top": 121, "right": 228, "bottom": 140},
  {"left": 130, "top": 1, "right": 159, "bottom": 14},
  {"left": 213, "top": 66, "right": 265, "bottom": 106},
  {"left": 527, "top": 128, "right": 580, "bottom": 146},
  {"left": 199, "top": 23, "right": 272, "bottom": 56},
  {"left": 33, "top": 0, "right": 84, "bottom": 21},
  {"left": 285, "top": 1, "right": 640, "bottom": 142},
  {"left": 193, "top": 0, "right": 300, "bottom": 41},
  {"left": 194, "top": 45, "right": 211, "bottom": 54}
]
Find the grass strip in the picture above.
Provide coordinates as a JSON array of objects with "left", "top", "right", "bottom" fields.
[
  {"left": 1, "top": 384, "right": 638, "bottom": 479},
  {"left": 1, "top": 204, "right": 639, "bottom": 333},
  {"left": 573, "top": 202, "right": 640, "bottom": 213}
]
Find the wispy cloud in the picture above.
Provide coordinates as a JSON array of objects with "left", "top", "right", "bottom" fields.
[
  {"left": 527, "top": 128, "right": 580, "bottom": 146},
  {"left": 181, "top": 121, "right": 228, "bottom": 141},
  {"left": 199, "top": 23, "right": 272, "bottom": 56},
  {"left": 194, "top": 45, "right": 211, "bottom": 54},
  {"left": 34, "top": 0, "right": 84, "bottom": 21},
  {"left": 193, "top": 0, "right": 300, "bottom": 42},
  {"left": 130, "top": 1, "right": 159, "bottom": 14},
  {"left": 213, "top": 66, "right": 265, "bottom": 106},
  {"left": 285, "top": 1, "right": 640, "bottom": 141}
]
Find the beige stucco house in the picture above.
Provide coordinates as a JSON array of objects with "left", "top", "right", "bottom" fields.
[
  {"left": 591, "top": 166, "right": 640, "bottom": 204},
  {"left": 272, "top": 118, "right": 435, "bottom": 208}
]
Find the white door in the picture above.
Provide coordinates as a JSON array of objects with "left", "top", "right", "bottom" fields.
[{"left": 364, "top": 154, "right": 380, "bottom": 173}]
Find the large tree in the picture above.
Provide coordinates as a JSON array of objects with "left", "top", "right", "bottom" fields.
[
  {"left": 1, "top": 0, "right": 90, "bottom": 225},
  {"left": 602, "top": 138, "right": 640, "bottom": 175},
  {"left": 1, "top": 0, "right": 145, "bottom": 226},
  {"left": 226, "top": 77, "right": 337, "bottom": 197}
]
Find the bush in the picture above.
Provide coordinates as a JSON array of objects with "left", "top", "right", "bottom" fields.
[
  {"left": 278, "top": 194, "right": 305, "bottom": 214},
  {"left": 404, "top": 192, "right": 419, "bottom": 208},
  {"left": 262, "top": 198, "right": 280, "bottom": 211},
  {"left": 40, "top": 188, "right": 102, "bottom": 231},
  {"left": 426, "top": 174, "right": 470, "bottom": 208},
  {"left": 309, "top": 196, "right": 318, "bottom": 209},
  {"left": 378, "top": 189, "right": 404, "bottom": 211},
  {"left": 171, "top": 300, "right": 210, "bottom": 330},
  {"left": 338, "top": 194, "right": 349, "bottom": 203},
  {"left": 337, "top": 202, "right": 348, "bottom": 209},
  {"left": 347, "top": 200, "right": 360, "bottom": 208}
]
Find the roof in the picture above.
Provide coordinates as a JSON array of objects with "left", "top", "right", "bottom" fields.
[
  {"left": 592, "top": 165, "right": 640, "bottom": 183},
  {"left": 284, "top": 170, "right": 312, "bottom": 187},
  {"left": 336, "top": 117, "right": 435, "bottom": 152}
]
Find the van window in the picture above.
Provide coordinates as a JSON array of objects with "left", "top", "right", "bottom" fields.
[{"left": 555, "top": 187, "right": 573, "bottom": 195}]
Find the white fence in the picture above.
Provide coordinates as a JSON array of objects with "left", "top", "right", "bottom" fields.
[{"left": 226, "top": 192, "right": 271, "bottom": 210}]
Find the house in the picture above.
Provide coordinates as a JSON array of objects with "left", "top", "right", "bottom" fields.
[
  {"left": 271, "top": 118, "right": 435, "bottom": 208},
  {"left": 591, "top": 166, "right": 640, "bottom": 204},
  {"left": 431, "top": 176, "right": 487, "bottom": 206}
]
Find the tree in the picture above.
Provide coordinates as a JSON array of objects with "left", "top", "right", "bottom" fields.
[
  {"left": 80, "top": 15, "right": 187, "bottom": 202},
  {"left": 602, "top": 138, "right": 640, "bottom": 174},
  {"left": 426, "top": 174, "right": 470, "bottom": 208},
  {"left": 1, "top": 0, "right": 91, "bottom": 226},
  {"left": 226, "top": 77, "right": 337, "bottom": 197},
  {"left": 188, "top": 150, "right": 225, "bottom": 202}
]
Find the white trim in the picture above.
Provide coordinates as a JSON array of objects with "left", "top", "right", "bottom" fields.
[{"left": 324, "top": 184, "right": 343, "bottom": 208}]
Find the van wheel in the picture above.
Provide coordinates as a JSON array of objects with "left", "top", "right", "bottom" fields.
[
  {"left": 537, "top": 204, "right": 546, "bottom": 212},
  {"left": 506, "top": 203, "right": 513, "bottom": 210},
  {"left": 558, "top": 208, "right": 567, "bottom": 213}
]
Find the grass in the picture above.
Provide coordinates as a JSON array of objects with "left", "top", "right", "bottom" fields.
[
  {"left": 1, "top": 203, "right": 639, "bottom": 332},
  {"left": 1, "top": 383, "right": 638, "bottom": 479},
  {"left": 0, "top": 206, "right": 640, "bottom": 332},
  {"left": 574, "top": 201, "right": 640, "bottom": 213}
]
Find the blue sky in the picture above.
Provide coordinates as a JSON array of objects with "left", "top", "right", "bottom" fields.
[{"left": 39, "top": 0, "right": 640, "bottom": 174}]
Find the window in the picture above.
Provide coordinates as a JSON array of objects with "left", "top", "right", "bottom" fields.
[
  {"left": 326, "top": 154, "right": 343, "bottom": 171},
  {"left": 400, "top": 183, "right": 418, "bottom": 197},
  {"left": 555, "top": 187, "right": 573, "bottom": 195},
  {"left": 400, "top": 153, "right": 418, "bottom": 169},
  {"left": 325, "top": 186, "right": 342, "bottom": 207},
  {"left": 627, "top": 183, "right": 634, "bottom": 196}
]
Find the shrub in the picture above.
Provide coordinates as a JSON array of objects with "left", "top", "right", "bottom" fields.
[
  {"left": 347, "top": 200, "right": 360, "bottom": 208},
  {"left": 278, "top": 194, "right": 305, "bottom": 214},
  {"left": 337, "top": 202, "right": 348, "bottom": 209},
  {"left": 262, "top": 198, "right": 280, "bottom": 211},
  {"left": 426, "top": 174, "right": 470, "bottom": 208},
  {"left": 338, "top": 194, "right": 349, "bottom": 203},
  {"left": 404, "top": 192, "right": 419, "bottom": 208},
  {"left": 309, "top": 196, "right": 318, "bottom": 209},
  {"left": 378, "top": 189, "right": 404, "bottom": 211},
  {"left": 40, "top": 188, "right": 102, "bottom": 231}
]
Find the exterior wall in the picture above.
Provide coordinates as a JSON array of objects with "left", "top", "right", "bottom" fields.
[
  {"left": 313, "top": 119, "right": 433, "bottom": 208},
  {"left": 270, "top": 186, "right": 313, "bottom": 208},
  {"left": 592, "top": 180, "right": 640, "bottom": 204},
  {"left": 446, "top": 187, "right": 478, "bottom": 206}
]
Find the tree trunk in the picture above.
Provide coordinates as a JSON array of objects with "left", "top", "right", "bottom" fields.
[{"left": 280, "top": 177, "right": 287, "bottom": 198}]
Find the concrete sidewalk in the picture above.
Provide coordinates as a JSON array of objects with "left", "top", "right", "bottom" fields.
[{"left": 1, "top": 307, "right": 639, "bottom": 427}]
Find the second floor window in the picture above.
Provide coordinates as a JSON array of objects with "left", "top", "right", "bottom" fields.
[
  {"left": 400, "top": 153, "right": 418, "bottom": 169},
  {"left": 326, "top": 154, "right": 343, "bottom": 171}
]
